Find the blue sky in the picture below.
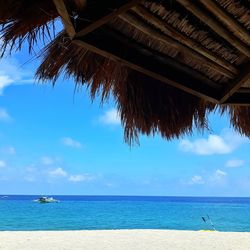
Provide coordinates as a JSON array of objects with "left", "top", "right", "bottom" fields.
[{"left": 0, "top": 41, "right": 250, "bottom": 197}]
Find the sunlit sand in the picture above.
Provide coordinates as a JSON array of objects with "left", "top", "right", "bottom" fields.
[{"left": 1, "top": 230, "right": 250, "bottom": 250}]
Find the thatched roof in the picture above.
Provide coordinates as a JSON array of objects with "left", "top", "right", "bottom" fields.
[{"left": 1, "top": 0, "right": 250, "bottom": 144}]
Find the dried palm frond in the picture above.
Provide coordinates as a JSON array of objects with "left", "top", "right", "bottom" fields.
[
  {"left": 36, "top": 32, "right": 216, "bottom": 144},
  {"left": 0, "top": 0, "right": 58, "bottom": 55},
  {"left": 1, "top": 0, "right": 250, "bottom": 144}
]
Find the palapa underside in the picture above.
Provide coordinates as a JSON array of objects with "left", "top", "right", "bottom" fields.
[{"left": 0, "top": 0, "right": 250, "bottom": 144}]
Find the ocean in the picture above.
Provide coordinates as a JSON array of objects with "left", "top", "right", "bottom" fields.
[{"left": 0, "top": 195, "right": 250, "bottom": 232}]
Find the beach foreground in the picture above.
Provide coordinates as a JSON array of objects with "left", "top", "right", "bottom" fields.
[{"left": 0, "top": 230, "right": 249, "bottom": 250}]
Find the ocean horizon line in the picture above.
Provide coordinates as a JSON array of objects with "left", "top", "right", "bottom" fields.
[{"left": 1, "top": 194, "right": 250, "bottom": 198}]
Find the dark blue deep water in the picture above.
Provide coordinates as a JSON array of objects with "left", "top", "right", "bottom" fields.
[{"left": 0, "top": 195, "right": 250, "bottom": 231}]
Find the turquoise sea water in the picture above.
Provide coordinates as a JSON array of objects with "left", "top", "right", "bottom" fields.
[{"left": 0, "top": 196, "right": 250, "bottom": 231}]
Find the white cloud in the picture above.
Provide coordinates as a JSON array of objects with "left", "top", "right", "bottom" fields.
[
  {"left": 226, "top": 159, "right": 244, "bottom": 168},
  {"left": 48, "top": 167, "right": 95, "bottom": 183},
  {"left": 0, "top": 160, "right": 6, "bottom": 169},
  {"left": 215, "top": 169, "right": 227, "bottom": 176},
  {"left": 68, "top": 174, "right": 95, "bottom": 182},
  {"left": 186, "top": 169, "right": 227, "bottom": 186},
  {"left": 48, "top": 167, "right": 68, "bottom": 178},
  {"left": 0, "top": 57, "right": 33, "bottom": 95},
  {"left": 105, "top": 182, "right": 116, "bottom": 188},
  {"left": 24, "top": 176, "right": 35, "bottom": 182},
  {"left": 0, "top": 75, "right": 13, "bottom": 94},
  {"left": 41, "top": 156, "right": 54, "bottom": 165},
  {"left": 0, "top": 108, "right": 12, "bottom": 122},
  {"left": 26, "top": 166, "right": 36, "bottom": 173},
  {"left": 189, "top": 175, "right": 205, "bottom": 185},
  {"left": 209, "top": 169, "right": 227, "bottom": 184},
  {"left": 2, "top": 146, "right": 16, "bottom": 155},
  {"left": 61, "top": 137, "right": 82, "bottom": 149},
  {"left": 41, "top": 156, "right": 61, "bottom": 166},
  {"left": 99, "top": 108, "right": 121, "bottom": 125},
  {"left": 179, "top": 130, "right": 246, "bottom": 155}
]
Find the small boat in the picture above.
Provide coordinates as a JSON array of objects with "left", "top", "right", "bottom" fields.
[
  {"left": 34, "top": 196, "right": 59, "bottom": 203},
  {"left": 1, "top": 196, "right": 8, "bottom": 199}
]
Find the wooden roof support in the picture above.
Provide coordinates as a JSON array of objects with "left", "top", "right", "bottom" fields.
[
  {"left": 52, "top": 0, "right": 76, "bottom": 38},
  {"left": 74, "top": 27, "right": 220, "bottom": 103},
  {"left": 223, "top": 92, "right": 250, "bottom": 106},
  {"left": 220, "top": 65, "right": 250, "bottom": 103},
  {"left": 237, "top": 88, "right": 250, "bottom": 94},
  {"left": 127, "top": 6, "right": 238, "bottom": 77},
  {"left": 176, "top": 0, "right": 250, "bottom": 57},
  {"left": 73, "top": 0, "right": 86, "bottom": 10},
  {"left": 75, "top": 0, "right": 141, "bottom": 38},
  {"left": 199, "top": 0, "right": 250, "bottom": 45}
]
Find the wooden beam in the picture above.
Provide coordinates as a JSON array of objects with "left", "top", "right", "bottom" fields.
[
  {"left": 73, "top": 27, "right": 220, "bottom": 103},
  {"left": 220, "top": 65, "right": 250, "bottom": 103},
  {"left": 199, "top": 0, "right": 250, "bottom": 45},
  {"left": 52, "top": 0, "right": 76, "bottom": 38},
  {"left": 223, "top": 92, "right": 250, "bottom": 106},
  {"left": 75, "top": 0, "right": 141, "bottom": 38},
  {"left": 176, "top": 0, "right": 250, "bottom": 57},
  {"left": 73, "top": 0, "right": 87, "bottom": 11},
  {"left": 121, "top": 8, "right": 237, "bottom": 78},
  {"left": 237, "top": 88, "right": 250, "bottom": 94}
]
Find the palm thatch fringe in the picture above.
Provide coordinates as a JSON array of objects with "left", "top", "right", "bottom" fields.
[
  {"left": 36, "top": 32, "right": 216, "bottom": 144},
  {"left": 0, "top": 0, "right": 58, "bottom": 55},
  {"left": 1, "top": 0, "right": 250, "bottom": 144},
  {"left": 223, "top": 106, "right": 250, "bottom": 137}
]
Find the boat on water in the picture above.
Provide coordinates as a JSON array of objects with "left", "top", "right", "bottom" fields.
[{"left": 34, "top": 196, "right": 59, "bottom": 203}]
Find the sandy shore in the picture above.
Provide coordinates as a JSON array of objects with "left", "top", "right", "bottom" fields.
[{"left": 0, "top": 230, "right": 249, "bottom": 250}]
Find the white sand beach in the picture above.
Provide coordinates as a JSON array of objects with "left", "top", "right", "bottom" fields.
[{"left": 0, "top": 230, "right": 249, "bottom": 250}]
